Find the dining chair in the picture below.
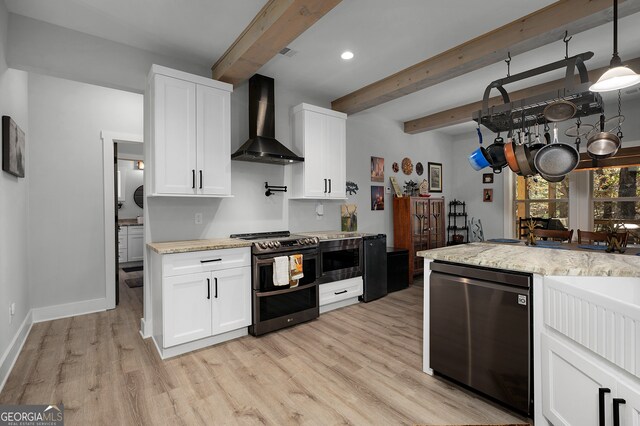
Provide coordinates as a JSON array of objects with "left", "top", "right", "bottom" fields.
[
  {"left": 577, "top": 230, "right": 608, "bottom": 244},
  {"left": 532, "top": 228, "right": 574, "bottom": 242}
]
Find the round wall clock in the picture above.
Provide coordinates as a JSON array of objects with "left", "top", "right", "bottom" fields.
[
  {"left": 416, "top": 162, "right": 424, "bottom": 176},
  {"left": 392, "top": 162, "right": 399, "bottom": 173},
  {"left": 401, "top": 157, "right": 413, "bottom": 175}
]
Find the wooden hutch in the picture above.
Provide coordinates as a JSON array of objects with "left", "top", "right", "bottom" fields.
[{"left": 393, "top": 196, "right": 446, "bottom": 284}]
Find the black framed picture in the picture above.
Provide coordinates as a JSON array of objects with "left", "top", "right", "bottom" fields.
[
  {"left": 427, "top": 162, "right": 442, "bottom": 193},
  {"left": 2, "top": 116, "right": 25, "bottom": 178},
  {"left": 483, "top": 173, "right": 494, "bottom": 184}
]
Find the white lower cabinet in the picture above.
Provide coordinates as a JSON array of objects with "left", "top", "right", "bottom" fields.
[
  {"left": 319, "top": 277, "right": 363, "bottom": 313},
  {"left": 164, "top": 272, "right": 212, "bottom": 347},
  {"left": 542, "top": 333, "right": 640, "bottom": 426},
  {"left": 127, "top": 227, "right": 144, "bottom": 262},
  {"left": 152, "top": 247, "right": 251, "bottom": 357}
]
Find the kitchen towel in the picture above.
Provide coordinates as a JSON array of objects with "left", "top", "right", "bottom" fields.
[
  {"left": 289, "top": 254, "right": 304, "bottom": 282},
  {"left": 273, "top": 256, "right": 290, "bottom": 286}
]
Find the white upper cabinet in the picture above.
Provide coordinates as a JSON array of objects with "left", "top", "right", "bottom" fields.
[
  {"left": 291, "top": 103, "right": 347, "bottom": 199},
  {"left": 148, "top": 65, "right": 232, "bottom": 197}
]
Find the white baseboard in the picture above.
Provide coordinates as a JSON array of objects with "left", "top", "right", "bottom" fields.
[
  {"left": 32, "top": 298, "right": 106, "bottom": 323},
  {"left": 0, "top": 310, "right": 33, "bottom": 394},
  {"left": 140, "top": 318, "right": 151, "bottom": 339}
]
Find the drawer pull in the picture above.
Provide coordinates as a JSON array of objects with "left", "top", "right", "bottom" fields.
[
  {"left": 207, "top": 278, "right": 210, "bottom": 300},
  {"left": 599, "top": 388, "right": 611, "bottom": 426},
  {"left": 613, "top": 398, "right": 626, "bottom": 426},
  {"left": 200, "top": 258, "right": 222, "bottom": 263},
  {"left": 334, "top": 290, "right": 348, "bottom": 295}
]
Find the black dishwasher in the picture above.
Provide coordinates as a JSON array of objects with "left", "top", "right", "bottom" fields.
[
  {"left": 429, "top": 261, "right": 532, "bottom": 416},
  {"left": 361, "top": 234, "right": 387, "bottom": 302}
]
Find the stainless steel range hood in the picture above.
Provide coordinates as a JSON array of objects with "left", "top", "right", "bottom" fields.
[{"left": 231, "top": 74, "right": 304, "bottom": 165}]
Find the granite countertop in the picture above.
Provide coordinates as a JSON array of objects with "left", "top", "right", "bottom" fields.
[
  {"left": 118, "top": 219, "right": 143, "bottom": 226},
  {"left": 297, "top": 231, "right": 376, "bottom": 240},
  {"left": 418, "top": 242, "right": 640, "bottom": 277},
  {"left": 147, "top": 238, "right": 252, "bottom": 254}
]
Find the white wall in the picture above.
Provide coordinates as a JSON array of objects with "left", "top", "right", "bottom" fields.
[
  {"left": 7, "top": 13, "right": 209, "bottom": 94},
  {"left": 28, "top": 73, "right": 143, "bottom": 309},
  {"left": 117, "top": 159, "right": 143, "bottom": 219},
  {"left": 451, "top": 131, "right": 506, "bottom": 239},
  {"left": 0, "top": 0, "right": 31, "bottom": 386}
]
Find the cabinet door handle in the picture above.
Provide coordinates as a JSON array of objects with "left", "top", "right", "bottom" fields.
[
  {"left": 200, "top": 258, "right": 222, "bottom": 263},
  {"left": 599, "top": 388, "right": 611, "bottom": 426},
  {"left": 207, "top": 278, "right": 211, "bottom": 300},
  {"left": 328, "top": 179, "right": 332, "bottom": 193},
  {"left": 192, "top": 170, "right": 196, "bottom": 189},
  {"left": 199, "top": 170, "right": 203, "bottom": 189},
  {"left": 613, "top": 398, "right": 626, "bottom": 426},
  {"left": 334, "top": 289, "right": 347, "bottom": 295},
  {"left": 214, "top": 277, "right": 218, "bottom": 298},
  {"left": 324, "top": 179, "right": 327, "bottom": 193}
]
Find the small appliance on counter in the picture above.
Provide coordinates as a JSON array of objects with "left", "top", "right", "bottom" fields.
[{"left": 361, "top": 234, "right": 388, "bottom": 302}]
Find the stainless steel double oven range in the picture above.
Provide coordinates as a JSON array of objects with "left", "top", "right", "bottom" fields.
[{"left": 231, "top": 231, "right": 320, "bottom": 336}]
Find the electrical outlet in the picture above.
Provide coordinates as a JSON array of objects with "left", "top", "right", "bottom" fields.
[
  {"left": 385, "top": 186, "right": 391, "bottom": 194},
  {"left": 195, "top": 213, "right": 203, "bottom": 225},
  {"left": 9, "top": 302, "right": 15, "bottom": 324}
]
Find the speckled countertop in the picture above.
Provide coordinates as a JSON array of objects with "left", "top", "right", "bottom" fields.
[
  {"left": 418, "top": 242, "right": 640, "bottom": 277},
  {"left": 147, "top": 238, "right": 252, "bottom": 254},
  {"left": 296, "top": 231, "right": 376, "bottom": 240}
]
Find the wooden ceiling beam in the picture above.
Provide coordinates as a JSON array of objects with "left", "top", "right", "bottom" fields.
[
  {"left": 331, "top": 0, "right": 640, "bottom": 116},
  {"left": 403, "top": 57, "right": 640, "bottom": 134},
  {"left": 212, "top": 0, "right": 342, "bottom": 86}
]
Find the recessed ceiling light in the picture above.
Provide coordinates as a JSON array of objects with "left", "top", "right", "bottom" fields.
[{"left": 341, "top": 51, "right": 354, "bottom": 60}]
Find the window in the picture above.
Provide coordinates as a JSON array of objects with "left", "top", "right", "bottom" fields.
[
  {"left": 514, "top": 175, "right": 570, "bottom": 237},
  {"left": 591, "top": 166, "right": 640, "bottom": 244}
]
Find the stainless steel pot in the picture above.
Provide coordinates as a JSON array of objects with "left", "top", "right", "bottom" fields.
[{"left": 587, "top": 114, "right": 621, "bottom": 159}]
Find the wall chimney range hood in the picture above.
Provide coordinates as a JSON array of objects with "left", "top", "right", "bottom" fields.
[{"left": 231, "top": 74, "right": 304, "bottom": 165}]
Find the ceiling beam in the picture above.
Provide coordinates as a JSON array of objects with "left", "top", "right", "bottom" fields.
[
  {"left": 331, "top": 0, "right": 640, "bottom": 116},
  {"left": 403, "top": 57, "right": 640, "bottom": 134},
  {"left": 211, "top": 0, "right": 342, "bottom": 86}
]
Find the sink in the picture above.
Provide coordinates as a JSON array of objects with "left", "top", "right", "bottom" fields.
[{"left": 544, "top": 275, "right": 640, "bottom": 378}]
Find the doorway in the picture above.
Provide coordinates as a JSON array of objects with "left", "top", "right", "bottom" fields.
[{"left": 102, "top": 131, "right": 143, "bottom": 310}]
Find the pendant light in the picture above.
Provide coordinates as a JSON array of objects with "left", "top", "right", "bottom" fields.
[{"left": 590, "top": 0, "right": 640, "bottom": 92}]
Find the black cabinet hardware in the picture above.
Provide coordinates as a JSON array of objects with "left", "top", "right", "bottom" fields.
[
  {"left": 324, "top": 179, "right": 327, "bottom": 193},
  {"left": 199, "top": 170, "right": 203, "bottom": 189},
  {"left": 613, "top": 398, "right": 625, "bottom": 426},
  {"left": 192, "top": 170, "right": 196, "bottom": 189},
  {"left": 328, "top": 179, "right": 332, "bottom": 193},
  {"left": 207, "top": 278, "right": 210, "bottom": 300},
  {"left": 599, "top": 388, "right": 611, "bottom": 426},
  {"left": 334, "top": 289, "right": 347, "bottom": 295},
  {"left": 200, "top": 258, "right": 222, "bottom": 263},
  {"left": 214, "top": 277, "right": 218, "bottom": 298}
]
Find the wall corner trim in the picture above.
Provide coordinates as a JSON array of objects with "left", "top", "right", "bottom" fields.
[
  {"left": 31, "top": 298, "right": 107, "bottom": 323},
  {"left": 0, "top": 310, "right": 34, "bottom": 394}
]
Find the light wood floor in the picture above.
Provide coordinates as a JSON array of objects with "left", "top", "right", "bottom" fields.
[{"left": 0, "top": 273, "right": 529, "bottom": 425}]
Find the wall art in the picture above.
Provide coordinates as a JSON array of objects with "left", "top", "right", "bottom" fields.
[
  {"left": 416, "top": 162, "right": 424, "bottom": 176},
  {"left": 341, "top": 204, "right": 358, "bottom": 232},
  {"left": 428, "top": 162, "right": 442, "bottom": 192},
  {"left": 483, "top": 188, "right": 493, "bottom": 202},
  {"left": 370, "top": 186, "right": 384, "bottom": 210},
  {"left": 392, "top": 162, "right": 399, "bottom": 173},
  {"left": 346, "top": 181, "right": 359, "bottom": 195},
  {"left": 2, "top": 116, "right": 25, "bottom": 178},
  {"left": 371, "top": 156, "right": 384, "bottom": 182},
  {"left": 401, "top": 157, "right": 413, "bottom": 175},
  {"left": 483, "top": 173, "right": 494, "bottom": 184}
]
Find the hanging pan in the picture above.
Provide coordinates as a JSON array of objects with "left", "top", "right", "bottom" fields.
[
  {"left": 514, "top": 130, "right": 537, "bottom": 177},
  {"left": 534, "top": 124, "right": 579, "bottom": 178},
  {"left": 587, "top": 114, "right": 621, "bottom": 159},
  {"left": 543, "top": 99, "right": 577, "bottom": 122},
  {"left": 485, "top": 134, "right": 508, "bottom": 174},
  {"left": 504, "top": 134, "right": 520, "bottom": 174}
]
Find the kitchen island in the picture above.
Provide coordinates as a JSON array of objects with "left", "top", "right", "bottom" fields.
[{"left": 418, "top": 242, "right": 640, "bottom": 425}]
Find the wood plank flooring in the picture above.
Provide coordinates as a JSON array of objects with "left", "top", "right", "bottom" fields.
[{"left": 0, "top": 273, "right": 529, "bottom": 425}]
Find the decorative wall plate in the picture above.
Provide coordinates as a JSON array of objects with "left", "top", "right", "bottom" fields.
[
  {"left": 401, "top": 157, "right": 413, "bottom": 175},
  {"left": 416, "top": 162, "right": 424, "bottom": 176},
  {"left": 392, "top": 162, "right": 399, "bottom": 173}
]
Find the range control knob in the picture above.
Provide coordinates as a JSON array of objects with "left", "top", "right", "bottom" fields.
[
  {"left": 258, "top": 242, "right": 267, "bottom": 249},
  {"left": 312, "top": 237, "right": 319, "bottom": 244},
  {"left": 267, "top": 241, "right": 275, "bottom": 248},
  {"left": 304, "top": 238, "right": 310, "bottom": 244},
  {"left": 274, "top": 241, "right": 281, "bottom": 248},
  {"left": 297, "top": 239, "right": 304, "bottom": 245}
]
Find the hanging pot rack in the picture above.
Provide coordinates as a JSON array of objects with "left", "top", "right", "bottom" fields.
[{"left": 473, "top": 51, "right": 604, "bottom": 134}]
